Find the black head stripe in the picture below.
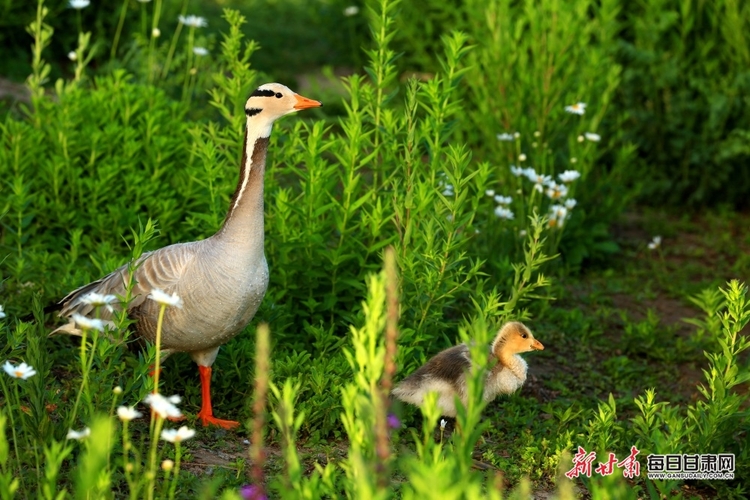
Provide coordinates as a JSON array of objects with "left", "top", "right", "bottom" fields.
[
  {"left": 251, "top": 88, "right": 276, "bottom": 98},
  {"left": 245, "top": 108, "right": 262, "bottom": 117}
]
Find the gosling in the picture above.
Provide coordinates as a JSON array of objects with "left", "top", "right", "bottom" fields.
[{"left": 391, "top": 321, "right": 544, "bottom": 418}]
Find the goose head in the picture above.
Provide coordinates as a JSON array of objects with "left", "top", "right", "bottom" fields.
[
  {"left": 244, "top": 83, "right": 321, "bottom": 135},
  {"left": 491, "top": 321, "right": 544, "bottom": 360}
]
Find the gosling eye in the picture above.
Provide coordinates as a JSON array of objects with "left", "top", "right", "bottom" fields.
[
  {"left": 521, "top": 333, "right": 528, "bottom": 339},
  {"left": 275, "top": 92, "right": 283, "bottom": 99}
]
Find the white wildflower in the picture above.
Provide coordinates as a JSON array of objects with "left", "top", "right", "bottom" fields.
[
  {"left": 442, "top": 184, "right": 454, "bottom": 196},
  {"left": 545, "top": 183, "right": 568, "bottom": 200},
  {"left": 178, "top": 15, "right": 207, "bottom": 28},
  {"left": 0, "top": 305, "right": 5, "bottom": 319},
  {"left": 162, "top": 459, "right": 174, "bottom": 471},
  {"left": 68, "top": 51, "right": 77, "bottom": 61},
  {"left": 518, "top": 153, "right": 527, "bottom": 162},
  {"left": 72, "top": 313, "right": 105, "bottom": 332},
  {"left": 343, "top": 5, "right": 359, "bottom": 16},
  {"left": 485, "top": 189, "right": 495, "bottom": 197},
  {"left": 440, "top": 418, "right": 447, "bottom": 430},
  {"left": 585, "top": 132, "right": 601, "bottom": 142},
  {"left": 496, "top": 133, "right": 515, "bottom": 141},
  {"left": 564, "top": 198, "right": 577, "bottom": 210},
  {"left": 66, "top": 428, "right": 91, "bottom": 440},
  {"left": 494, "top": 195, "right": 512, "bottom": 205},
  {"left": 558, "top": 170, "right": 581, "bottom": 183},
  {"left": 145, "top": 393, "right": 182, "bottom": 420},
  {"left": 3, "top": 361, "right": 37, "bottom": 380},
  {"left": 192, "top": 46, "right": 208, "bottom": 56},
  {"left": 527, "top": 172, "right": 552, "bottom": 193},
  {"left": 510, "top": 165, "right": 525, "bottom": 177},
  {"left": 81, "top": 293, "right": 117, "bottom": 313},
  {"left": 161, "top": 426, "right": 196, "bottom": 443},
  {"left": 494, "top": 206, "right": 514, "bottom": 220},
  {"left": 68, "top": 0, "right": 89, "bottom": 9},
  {"left": 648, "top": 236, "right": 662, "bottom": 250},
  {"left": 148, "top": 289, "right": 183, "bottom": 308},
  {"left": 117, "top": 406, "right": 143, "bottom": 422},
  {"left": 565, "top": 102, "right": 586, "bottom": 115},
  {"left": 152, "top": 28, "right": 161, "bottom": 38},
  {"left": 548, "top": 205, "right": 568, "bottom": 228}
]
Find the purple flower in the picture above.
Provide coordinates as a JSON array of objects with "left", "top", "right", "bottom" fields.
[
  {"left": 387, "top": 413, "right": 401, "bottom": 430},
  {"left": 240, "top": 485, "right": 267, "bottom": 500}
]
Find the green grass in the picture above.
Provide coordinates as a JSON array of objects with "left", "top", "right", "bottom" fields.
[{"left": 0, "top": 0, "right": 749, "bottom": 498}]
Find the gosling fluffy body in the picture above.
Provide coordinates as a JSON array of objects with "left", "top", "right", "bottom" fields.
[{"left": 391, "top": 322, "right": 544, "bottom": 417}]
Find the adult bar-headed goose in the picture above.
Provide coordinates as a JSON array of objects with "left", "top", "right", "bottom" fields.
[
  {"left": 392, "top": 322, "right": 544, "bottom": 418},
  {"left": 54, "top": 83, "right": 322, "bottom": 429}
]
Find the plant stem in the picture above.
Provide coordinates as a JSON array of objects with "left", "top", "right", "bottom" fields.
[
  {"left": 68, "top": 326, "right": 89, "bottom": 427},
  {"left": 111, "top": 0, "right": 129, "bottom": 60},
  {"left": 0, "top": 377, "right": 23, "bottom": 489},
  {"left": 147, "top": 416, "right": 164, "bottom": 500},
  {"left": 162, "top": 0, "right": 188, "bottom": 78},
  {"left": 153, "top": 304, "right": 166, "bottom": 393},
  {"left": 168, "top": 443, "right": 181, "bottom": 500}
]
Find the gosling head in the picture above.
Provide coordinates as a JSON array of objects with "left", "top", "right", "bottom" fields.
[
  {"left": 244, "top": 83, "right": 322, "bottom": 134},
  {"left": 491, "top": 321, "right": 544, "bottom": 359}
]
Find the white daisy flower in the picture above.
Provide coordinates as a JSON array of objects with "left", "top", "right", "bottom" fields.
[
  {"left": 648, "top": 236, "right": 662, "bottom": 250},
  {"left": 528, "top": 173, "right": 552, "bottom": 193},
  {"left": 585, "top": 132, "right": 601, "bottom": 142},
  {"left": 68, "top": 51, "right": 77, "bottom": 61},
  {"left": 565, "top": 102, "right": 586, "bottom": 115},
  {"left": 72, "top": 313, "right": 105, "bottom": 332},
  {"left": 485, "top": 189, "right": 495, "bottom": 197},
  {"left": 343, "top": 5, "right": 359, "bottom": 16},
  {"left": 148, "top": 289, "right": 183, "bottom": 308},
  {"left": 548, "top": 205, "right": 568, "bottom": 228},
  {"left": 66, "top": 428, "right": 91, "bottom": 440},
  {"left": 81, "top": 293, "right": 117, "bottom": 313},
  {"left": 545, "top": 183, "right": 568, "bottom": 200},
  {"left": 510, "top": 165, "right": 525, "bottom": 177},
  {"left": 496, "top": 133, "right": 515, "bottom": 141},
  {"left": 145, "top": 393, "right": 183, "bottom": 420},
  {"left": 518, "top": 153, "right": 527, "bottom": 162},
  {"left": 160, "top": 426, "right": 196, "bottom": 443},
  {"left": 558, "top": 170, "right": 581, "bottom": 183},
  {"left": 564, "top": 198, "right": 577, "bottom": 210},
  {"left": 494, "top": 207, "right": 514, "bottom": 220},
  {"left": 192, "top": 46, "right": 208, "bottom": 56},
  {"left": 440, "top": 418, "right": 447, "bottom": 430},
  {"left": 117, "top": 406, "right": 143, "bottom": 422},
  {"left": 68, "top": 0, "right": 89, "bottom": 9},
  {"left": 3, "top": 361, "right": 37, "bottom": 380},
  {"left": 523, "top": 167, "right": 537, "bottom": 179},
  {"left": 494, "top": 195, "right": 512, "bottom": 205},
  {"left": 178, "top": 15, "right": 207, "bottom": 28},
  {"left": 0, "top": 305, "right": 5, "bottom": 319}
]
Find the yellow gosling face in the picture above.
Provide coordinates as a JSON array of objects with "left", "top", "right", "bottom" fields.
[{"left": 492, "top": 321, "right": 544, "bottom": 359}]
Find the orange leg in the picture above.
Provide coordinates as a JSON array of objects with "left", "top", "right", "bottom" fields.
[{"left": 196, "top": 365, "right": 240, "bottom": 430}]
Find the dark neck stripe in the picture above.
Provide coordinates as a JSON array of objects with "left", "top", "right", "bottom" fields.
[
  {"left": 245, "top": 108, "right": 262, "bottom": 117},
  {"left": 251, "top": 88, "right": 276, "bottom": 97}
]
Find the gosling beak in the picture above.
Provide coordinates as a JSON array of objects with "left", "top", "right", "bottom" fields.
[
  {"left": 532, "top": 340, "right": 544, "bottom": 351},
  {"left": 293, "top": 93, "right": 323, "bottom": 110}
]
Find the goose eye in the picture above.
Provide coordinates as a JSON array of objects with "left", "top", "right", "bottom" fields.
[
  {"left": 522, "top": 333, "right": 528, "bottom": 339},
  {"left": 275, "top": 93, "right": 283, "bottom": 98}
]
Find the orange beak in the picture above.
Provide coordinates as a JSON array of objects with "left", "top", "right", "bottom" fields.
[
  {"left": 532, "top": 339, "right": 544, "bottom": 350},
  {"left": 293, "top": 93, "right": 323, "bottom": 110}
]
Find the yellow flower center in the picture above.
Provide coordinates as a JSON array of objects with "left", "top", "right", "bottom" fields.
[{"left": 14, "top": 370, "right": 23, "bottom": 377}]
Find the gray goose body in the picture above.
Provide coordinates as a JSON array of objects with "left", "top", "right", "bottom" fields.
[{"left": 55, "top": 84, "right": 322, "bottom": 426}]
